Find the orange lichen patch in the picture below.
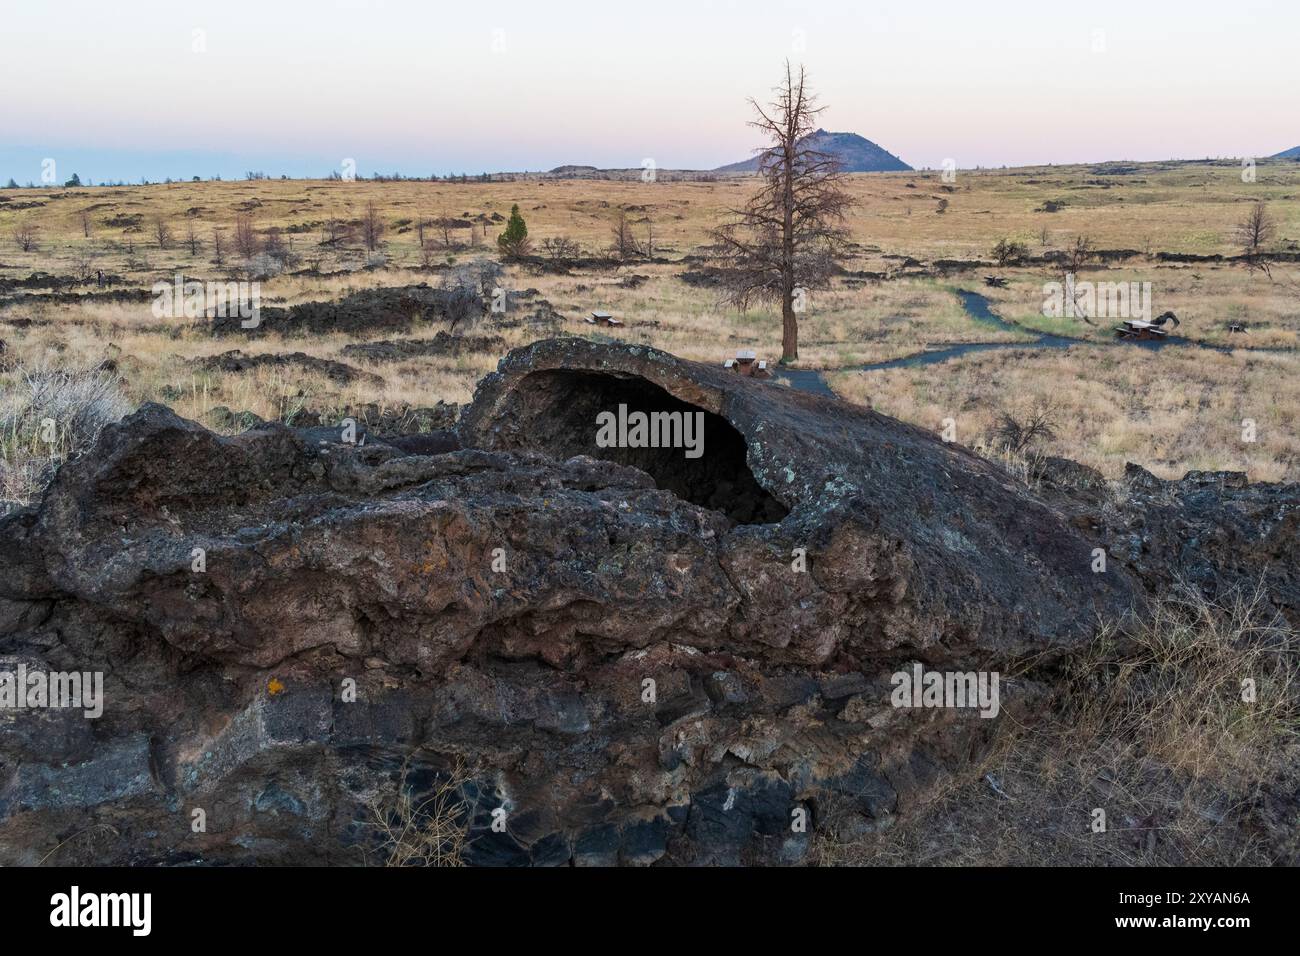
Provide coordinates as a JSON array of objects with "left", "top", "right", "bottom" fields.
[
  {"left": 419, "top": 552, "right": 450, "bottom": 574},
  {"left": 267, "top": 677, "right": 286, "bottom": 696}
]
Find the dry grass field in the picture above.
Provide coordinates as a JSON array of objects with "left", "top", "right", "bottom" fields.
[
  {"left": 3, "top": 158, "right": 1299, "bottom": 508},
  {"left": 830, "top": 345, "right": 1300, "bottom": 482},
  {"left": 814, "top": 585, "right": 1299, "bottom": 867}
]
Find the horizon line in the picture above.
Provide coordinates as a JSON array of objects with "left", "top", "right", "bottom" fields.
[{"left": 4, "top": 153, "right": 1296, "bottom": 189}]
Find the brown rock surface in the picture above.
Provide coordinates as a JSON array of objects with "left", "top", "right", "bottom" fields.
[{"left": 1, "top": 340, "right": 1291, "bottom": 865}]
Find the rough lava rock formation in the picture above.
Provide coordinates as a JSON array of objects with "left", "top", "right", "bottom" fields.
[{"left": 0, "top": 339, "right": 1294, "bottom": 865}]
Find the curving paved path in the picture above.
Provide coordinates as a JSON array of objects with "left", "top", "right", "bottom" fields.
[{"left": 774, "top": 289, "right": 1295, "bottom": 397}]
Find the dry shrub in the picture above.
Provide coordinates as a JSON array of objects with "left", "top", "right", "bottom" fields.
[
  {"left": 988, "top": 400, "right": 1058, "bottom": 455},
  {"left": 0, "top": 364, "right": 132, "bottom": 509},
  {"left": 973, "top": 439, "right": 1050, "bottom": 489},
  {"left": 439, "top": 259, "right": 502, "bottom": 331},
  {"left": 364, "top": 757, "right": 476, "bottom": 867},
  {"left": 38, "top": 824, "right": 123, "bottom": 866},
  {"left": 1066, "top": 583, "right": 1296, "bottom": 785},
  {"left": 816, "top": 584, "right": 1299, "bottom": 866}
]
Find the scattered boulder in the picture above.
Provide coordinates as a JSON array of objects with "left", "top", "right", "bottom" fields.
[
  {"left": 678, "top": 269, "right": 725, "bottom": 287},
  {"left": 335, "top": 400, "right": 461, "bottom": 435},
  {"left": 206, "top": 406, "right": 267, "bottom": 432},
  {"left": 1102, "top": 464, "right": 1300, "bottom": 621},
  {"left": 340, "top": 332, "right": 504, "bottom": 363},
  {"left": 1033, "top": 456, "right": 1108, "bottom": 505},
  {"left": 206, "top": 401, "right": 461, "bottom": 439},
  {"left": 191, "top": 349, "right": 384, "bottom": 387},
  {"left": 212, "top": 284, "right": 461, "bottom": 337}
]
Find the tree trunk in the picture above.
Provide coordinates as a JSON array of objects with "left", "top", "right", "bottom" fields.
[
  {"left": 781, "top": 280, "right": 798, "bottom": 363},
  {"left": 780, "top": 101, "right": 797, "bottom": 364}
]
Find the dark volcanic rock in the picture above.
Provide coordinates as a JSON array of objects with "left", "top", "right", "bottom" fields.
[
  {"left": 191, "top": 349, "right": 383, "bottom": 387},
  {"left": 460, "top": 338, "right": 1138, "bottom": 662},
  {"left": 341, "top": 331, "right": 504, "bottom": 363},
  {"left": 334, "top": 400, "right": 460, "bottom": 436},
  {"left": 206, "top": 401, "right": 461, "bottom": 442},
  {"left": 205, "top": 406, "right": 268, "bottom": 431},
  {"left": 0, "top": 288, "right": 153, "bottom": 309},
  {"left": 1033, "top": 456, "right": 1109, "bottom": 507},
  {"left": 212, "top": 284, "right": 459, "bottom": 337},
  {"left": 679, "top": 269, "right": 725, "bottom": 287},
  {"left": 0, "top": 340, "right": 1292, "bottom": 866},
  {"left": 1102, "top": 464, "right": 1300, "bottom": 623}
]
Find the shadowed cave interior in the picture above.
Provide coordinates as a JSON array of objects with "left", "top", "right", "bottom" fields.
[{"left": 497, "top": 369, "right": 789, "bottom": 524}]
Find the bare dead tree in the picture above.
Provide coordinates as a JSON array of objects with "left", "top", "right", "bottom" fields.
[
  {"left": 1058, "top": 234, "right": 1097, "bottom": 325},
  {"left": 185, "top": 220, "right": 202, "bottom": 256},
  {"left": 991, "top": 237, "right": 1028, "bottom": 266},
  {"left": 707, "top": 62, "right": 854, "bottom": 362},
  {"left": 440, "top": 259, "right": 502, "bottom": 332},
  {"left": 610, "top": 208, "right": 635, "bottom": 259},
  {"left": 1236, "top": 201, "right": 1276, "bottom": 276},
  {"left": 233, "top": 214, "right": 258, "bottom": 258},
  {"left": 990, "top": 400, "right": 1059, "bottom": 455},
  {"left": 416, "top": 217, "right": 429, "bottom": 249},
  {"left": 262, "top": 226, "right": 286, "bottom": 260},
  {"left": 212, "top": 229, "right": 226, "bottom": 267},
  {"left": 541, "top": 235, "right": 580, "bottom": 263},
  {"left": 638, "top": 217, "right": 655, "bottom": 259},
  {"left": 321, "top": 219, "right": 351, "bottom": 249},
  {"left": 438, "top": 213, "right": 455, "bottom": 250},
  {"left": 12, "top": 220, "right": 37, "bottom": 252},
  {"left": 72, "top": 246, "right": 98, "bottom": 282},
  {"left": 1236, "top": 201, "right": 1275, "bottom": 253},
  {"left": 361, "top": 201, "right": 385, "bottom": 252},
  {"left": 1063, "top": 234, "right": 1093, "bottom": 273},
  {"left": 80, "top": 210, "right": 92, "bottom": 238},
  {"left": 153, "top": 217, "right": 172, "bottom": 250}
]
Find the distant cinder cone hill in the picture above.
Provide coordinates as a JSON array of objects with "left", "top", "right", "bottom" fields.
[
  {"left": 1273, "top": 145, "right": 1300, "bottom": 159},
  {"left": 715, "top": 129, "right": 912, "bottom": 173}
]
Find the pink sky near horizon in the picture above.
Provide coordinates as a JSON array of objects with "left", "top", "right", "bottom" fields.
[{"left": 2, "top": 0, "right": 1296, "bottom": 178}]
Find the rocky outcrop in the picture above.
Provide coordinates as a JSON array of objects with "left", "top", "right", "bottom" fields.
[
  {"left": 191, "top": 349, "right": 384, "bottom": 387},
  {"left": 212, "top": 284, "right": 458, "bottom": 338},
  {"left": 460, "top": 338, "right": 1138, "bottom": 660},
  {"left": 1103, "top": 464, "right": 1300, "bottom": 624},
  {"left": 341, "top": 331, "right": 505, "bottom": 363},
  {"left": 0, "top": 340, "right": 1292, "bottom": 866}
]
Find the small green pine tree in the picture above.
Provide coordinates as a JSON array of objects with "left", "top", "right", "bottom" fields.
[{"left": 497, "top": 204, "right": 531, "bottom": 259}]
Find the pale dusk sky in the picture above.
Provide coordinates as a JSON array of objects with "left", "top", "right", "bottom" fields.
[{"left": 2, "top": 0, "right": 1295, "bottom": 181}]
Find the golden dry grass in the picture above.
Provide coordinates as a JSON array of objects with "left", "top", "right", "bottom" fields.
[
  {"left": 815, "top": 585, "right": 1300, "bottom": 866},
  {"left": 2, "top": 157, "right": 1298, "bottom": 483},
  {"left": 829, "top": 344, "right": 1300, "bottom": 481},
  {"left": 4, "top": 158, "right": 1299, "bottom": 272}
]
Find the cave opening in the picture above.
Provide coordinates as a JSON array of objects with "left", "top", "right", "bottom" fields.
[{"left": 500, "top": 369, "right": 789, "bottom": 525}]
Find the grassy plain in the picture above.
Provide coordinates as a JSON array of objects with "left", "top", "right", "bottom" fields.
[{"left": 2, "top": 157, "right": 1299, "bottom": 505}]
